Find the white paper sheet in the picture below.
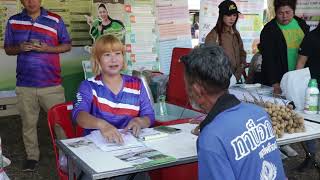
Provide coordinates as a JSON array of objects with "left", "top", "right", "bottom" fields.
[
  {"left": 144, "top": 123, "right": 198, "bottom": 159},
  {"left": 85, "top": 130, "right": 145, "bottom": 152},
  {"left": 62, "top": 138, "right": 134, "bottom": 173}
]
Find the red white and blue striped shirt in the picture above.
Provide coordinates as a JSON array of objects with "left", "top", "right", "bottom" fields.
[
  {"left": 72, "top": 74, "right": 155, "bottom": 135},
  {"left": 4, "top": 7, "right": 71, "bottom": 87}
]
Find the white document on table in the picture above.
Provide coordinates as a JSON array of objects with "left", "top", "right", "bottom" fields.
[
  {"left": 144, "top": 123, "right": 198, "bottom": 159},
  {"left": 62, "top": 137, "right": 135, "bottom": 173},
  {"left": 85, "top": 130, "right": 145, "bottom": 152}
]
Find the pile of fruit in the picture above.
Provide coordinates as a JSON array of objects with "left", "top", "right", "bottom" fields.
[
  {"left": 264, "top": 102, "right": 305, "bottom": 138},
  {"left": 245, "top": 93, "right": 305, "bottom": 138}
]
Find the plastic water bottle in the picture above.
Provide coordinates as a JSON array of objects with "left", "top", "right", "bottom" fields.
[
  {"left": 158, "top": 95, "right": 168, "bottom": 116},
  {"left": 304, "top": 79, "right": 319, "bottom": 114}
]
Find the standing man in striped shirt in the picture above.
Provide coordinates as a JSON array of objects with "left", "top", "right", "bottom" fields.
[{"left": 4, "top": 0, "right": 71, "bottom": 171}]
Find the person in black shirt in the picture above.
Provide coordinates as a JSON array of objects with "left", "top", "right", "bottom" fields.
[
  {"left": 297, "top": 21, "right": 320, "bottom": 82},
  {"left": 295, "top": 21, "right": 320, "bottom": 172}
]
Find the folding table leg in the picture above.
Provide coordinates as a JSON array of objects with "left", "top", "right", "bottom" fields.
[
  {"left": 301, "top": 142, "right": 320, "bottom": 175},
  {"left": 68, "top": 155, "right": 75, "bottom": 180}
]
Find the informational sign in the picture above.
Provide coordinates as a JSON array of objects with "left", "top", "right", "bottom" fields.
[
  {"left": 156, "top": 0, "right": 192, "bottom": 74},
  {"left": 88, "top": 0, "right": 125, "bottom": 43},
  {"left": 296, "top": 0, "right": 320, "bottom": 30},
  {"left": 199, "top": 0, "right": 264, "bottom": 62},
  {"left": 125, "top": 0, "right": 159, "bottom": 72}
]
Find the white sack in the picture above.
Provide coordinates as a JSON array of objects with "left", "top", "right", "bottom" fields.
[{"left": 280, "top": 68, "right": 310, "bottom": 111}]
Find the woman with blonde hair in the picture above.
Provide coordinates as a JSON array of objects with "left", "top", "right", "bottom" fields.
[{"left": 72, "top": 35, "right": 155, "bottom": 144}]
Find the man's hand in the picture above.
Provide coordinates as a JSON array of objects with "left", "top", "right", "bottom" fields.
[
  {"left": 189, "top": 117, "right": 203, "bottom": 136},
  {"left": 234, "top": 66, "right": 244, "bottom": 81},
  {"left": 272, "top": 83, "right": 282, "bottom": 95},
  {"left": 32, "top": 42, "right": 50, "bottom": 52},
  {"left": 124, "top": 117, "right": 149, "bottom": 137},
  {"left": 191, "top": 125, "right": 200, "bottom": 136},
  {"left": 99, "top": 122, "right": 124, "bottom": 144},
  {"left": 19, "top": 42, "right": 33, "bottom": 52}
]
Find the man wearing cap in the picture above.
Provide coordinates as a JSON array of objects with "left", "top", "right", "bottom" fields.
[
  {"left": 182, "top": 45, "right": 286, "bottom": 180},
  {"left": 205, "top": 0, "right": 246, "bottom": 81}
]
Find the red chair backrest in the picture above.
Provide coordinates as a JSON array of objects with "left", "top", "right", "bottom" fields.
[
  {"left": 47, "top": 102, "right": 83, "bottom": 180},
  {"left": 166, "top": 47, "right": 193, "bottom": 109}
]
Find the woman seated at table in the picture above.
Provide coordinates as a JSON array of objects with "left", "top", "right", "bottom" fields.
[{"left": 72, "top": 35, "right": 155, "bottom": 144}]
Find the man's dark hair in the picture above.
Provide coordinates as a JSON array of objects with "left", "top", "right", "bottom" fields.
[
  {"left": 274, "top": 0, "right": 297, "bottom": 12},
  {"left": 181, "top": 44, "right": 232, "bottom": 94}
]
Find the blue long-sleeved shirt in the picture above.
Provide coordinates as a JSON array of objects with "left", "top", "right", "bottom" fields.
[{"left": 198, "top": 94, "right": 285, "bottom": 180}]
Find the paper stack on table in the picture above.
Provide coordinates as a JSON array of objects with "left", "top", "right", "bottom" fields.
[{"left": 85, "top": 130, "right": 145, "bottom": 152}]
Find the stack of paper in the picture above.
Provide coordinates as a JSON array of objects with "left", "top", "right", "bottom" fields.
[
  {"left": 155, "top": 0, "right": 192, "bottom": 74},
  {"left": 85, "top": 130, "right": 145, "bottom": 152}
]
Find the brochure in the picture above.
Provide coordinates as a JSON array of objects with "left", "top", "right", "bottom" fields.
[{"left": 112, "top": 146, "right": 176, "bottom": 169}]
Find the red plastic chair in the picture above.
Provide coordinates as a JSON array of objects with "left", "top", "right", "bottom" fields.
[
  {"left": 166, "top": 47, "right": 193, "bottom": 109},
  {"left": 47, "top": 102, "right": 83, "bottom": 180},
  {"left": 150, "top": 48, "right": 198, "bottom": 180},
  {"left": 150, "top": 118, "right": 198, "bottom": 180}
]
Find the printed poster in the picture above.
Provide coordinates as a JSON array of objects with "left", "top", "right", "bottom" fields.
[
  {"left": 88, "top": 0, "right": 126, "bottom": 43},
  {"left": 296, "top": 0, "right": 320, "bottom": 30},
  {"left": 156, "top": 0, "right": 192, "bottom": 74},
  {"left": 125, "top": 0, "right": 159, "bottom": 72}
]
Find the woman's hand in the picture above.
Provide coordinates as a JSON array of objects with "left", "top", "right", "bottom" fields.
[
  {"left": 98, "top": 25, "right": 103, "bottom": 32},
  {"left": 84, "top": 15, "right": 93, "bottom": 26},
  {"left": 98, "top": 121, "right": 123, "bottom": 144},
  {"left": 124, "top": 117, "right": 150, "bottom": 137}
]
